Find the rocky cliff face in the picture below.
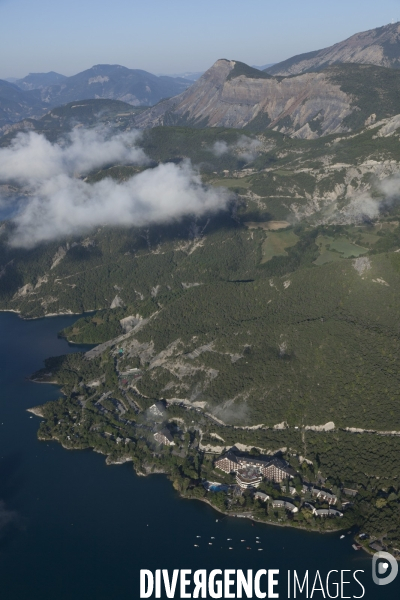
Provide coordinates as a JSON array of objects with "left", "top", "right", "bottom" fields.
[
  {"left": 135, "top": 56, "right": 400, "bottom": 139},
  {"left": 134, "top": 60, "right": 354, "bottom": 138},
  {"left": 265, "top": 22, "right": 400, "bottom": 76}
]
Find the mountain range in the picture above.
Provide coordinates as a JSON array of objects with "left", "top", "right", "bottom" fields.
[
  {"left": 0, "top": 79, "right": 46, "bottom": 129},
  {"left": 132, "top": 22, "right": 400, "bottom": 138},
  {"left": 2, "top": 22, "right": 400, "bottom": 136},
  {"left": 265, "top": 21, "right": 400, "bottom": 76},
  {"left": 134, "top": 59, "right": 400, "bottom": 138},
  {"left": 15, "top": 71, "right": 67, "bottom": 90},
  {"left": 0, "top": 65, "right": 193, "bottom": 129}
]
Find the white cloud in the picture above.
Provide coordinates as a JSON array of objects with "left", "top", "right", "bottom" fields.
[
  {"left": 341, "top": 191, "right": 381, "bottom": 221},
  {"left": 341, "top": 175, "right": 400, "bottom": 222},
  {"left": 236, "top": 135, "right": 263, "bottom": 162},
  {"left": 211, "top": 135, "right": 262, "bottom": 162},
  {"left": 212, "top": 140, "right": 229, "bottom": 157},
  {"left": 0, "top": 128, "right": 231, "bottom": 247},
  {"left": 0, "top": 128, "right": 148, "bottom": 184}
]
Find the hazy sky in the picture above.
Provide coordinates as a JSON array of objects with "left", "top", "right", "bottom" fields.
[{"left": 1, "top": 0, "right": 399, "bottom": 78}]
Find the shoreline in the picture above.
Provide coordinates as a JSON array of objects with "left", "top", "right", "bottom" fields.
[
  {"left": 191, "top": 497, "right": 382, "bottom": 560},
  {"left": 27, "top": 406, "right": 45, "bottom": 417},
  {"left": 30, "top": 408, "right": 369, "bottom": 552},
  {"left": 0, "top": 308, "right": 96, "bottom": 321}
]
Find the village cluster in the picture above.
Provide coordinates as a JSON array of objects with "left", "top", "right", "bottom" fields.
[
  {"left": 210, "top": 448, "right": 347, "bottom": 518},
  {"left": 148, "top": 398, "right": 355, "bottom": 520},
  {"left": 150, "top": 397, "right": 355, "bottom": 520}
]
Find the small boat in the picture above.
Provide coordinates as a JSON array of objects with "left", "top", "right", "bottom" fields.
[
  {"left": 256, "top": 536, "right": 259, "bottom": 539},
  {"left": 211, "top": 537, "right": 215, "bottom": 539},
  {"left": 340, "top": 535, "right": 345, "bottom": 539},
  {"left": 229, "top": 547, "right": 233, "bottom": 550},
  {"left": 196, "top": 536, "right": 201, "bottom": 538},
  {"left": 258, "top": 549, "right": 263, "bottom": 551},
  {"left": 227, "top": 538, "right": 232, "bottom": 540},
  {"left": 241, "top": 539, "right": 245, "bottom": 542},
  {"left": 216, "top": 519, "right": 218, "bottom": 522},
  {"left": 209, "top": 543, "right": 212, "bottom": 545},
  {"left": 246, "top": 547, "right": 251, "bottom": 550},
  {"left": 194, "top": 545, "right": 199, "bottom": 547},
  {"left": 256, "top": 541, "right": 260, "bottom": 544}
]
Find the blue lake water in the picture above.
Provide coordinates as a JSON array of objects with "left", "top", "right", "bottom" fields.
[{"left": 0, "top": 311, "right": 398, "bottom": 599}]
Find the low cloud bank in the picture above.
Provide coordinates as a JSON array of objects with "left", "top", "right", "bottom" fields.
[
  {"left": 0, "top": 128, "right": 148, "bottom": 183},
  {"left": 212, "top": 135, "right": 262, "bottom": 162},
  {"left": 0, "top": 129, "right": 231, "bottom": 247}
]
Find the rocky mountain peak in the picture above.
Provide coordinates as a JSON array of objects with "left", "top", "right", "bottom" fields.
[{"left": 265, "top": 22, "right": 400, "bottom": 76}]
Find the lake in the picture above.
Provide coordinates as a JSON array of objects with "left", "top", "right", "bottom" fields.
[{"left": 0, "top": 312, "right": 397, "bottom": 599}]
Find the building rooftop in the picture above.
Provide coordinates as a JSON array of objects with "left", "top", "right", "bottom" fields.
[
  {"left": 342, "top": 487, "right": 358, "bottom": 496},
  {"left": 236, "top": 469, "right": 262, "bottom": 483},
  {"left": 271, "top": 500, "right": 298, "bottom": 512},
  {"left": 254, "top": 491, "right": 270, "bottom": 501},
  {"left": 217, "top": 448, "right": 295, "bottom": 475},
  {"left": 316, "top": 508, "right": 343, "bottom": 517},
  {"left": 155, "top": 428, "right": 174, "bottom": 442},
  {"left": 149, "top": 402, "right": 166, "bottom": 415},
  {"left": 369, "top": 542, "right": 384, "bottom": 552}
]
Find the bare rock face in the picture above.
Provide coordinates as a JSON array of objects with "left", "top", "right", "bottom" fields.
[
  {"left": 135, "top": 22, "right": 400, "bottom": 138},
  {"left": 135, "top": 59, "right": 353, "bottom": 138},
  {"left": 266, "top": 22, "right": 400, "bottom": 76},
  {"left": 110, "top": 295, "right": 124, "bottom": 309}
]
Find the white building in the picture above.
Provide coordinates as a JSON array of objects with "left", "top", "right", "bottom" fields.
[
  {"left": 271, "top": 500, "right": 298, "bottom": 513},
  {"left": 236, "top": 469, "right": 262, "bottom": 489},
  {"left": 215, "top": 450, "right": 295, "bottom": 483},
  {"left": 154, "top": 428, "right": 175, "bottom": 446},
  {"left": 316, "top": 508, "right": 343, "bottom": 517},
  {"left": 254, "top": 491, "right": 270, "bottom": 502}
]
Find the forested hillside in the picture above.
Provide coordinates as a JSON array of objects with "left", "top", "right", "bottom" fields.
[{"left": 1, "top": 119, "right": 400, "bottom": 553}]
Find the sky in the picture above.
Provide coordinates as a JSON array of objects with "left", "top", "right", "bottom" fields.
[{"left": 1, "top": 0, "right": 400, "bottom": 78}]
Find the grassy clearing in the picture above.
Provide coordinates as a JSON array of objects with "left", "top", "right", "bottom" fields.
[
  {"left": 330, "top": 237, "right": 367, "bottom": 257},
  {"left": 316, "top": 235, "right": 334, "bottom": 248},
  {"left": 315, "top": 234, "right": 367, "bottom": 263},
  {"left": 314, "top": 251, "right": 342, "bottom": 265},
  {"left": 272, "top": 169, "right": 294, "bottom": 176},
  {"left": 261, "top": 230, "right": 299, "bottom": 262},
  {"left": 209, "top": 177, "right": 252, "bottom": 188},
  {"left": 358, "top": 232, "right": 380, "bottom": 245}
]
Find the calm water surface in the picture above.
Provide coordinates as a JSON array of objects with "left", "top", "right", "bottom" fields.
[{"left": 0, "top": 312, "right": 398, "bottom": 599}]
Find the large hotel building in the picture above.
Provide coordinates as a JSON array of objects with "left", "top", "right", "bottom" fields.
[{"left": 215, "top": 449, "right": 296, "bottom": 483}]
